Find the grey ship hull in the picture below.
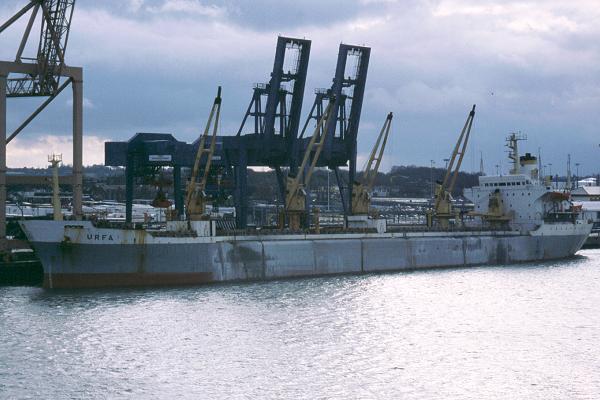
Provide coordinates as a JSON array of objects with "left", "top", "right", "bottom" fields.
[{"left": 21, "top": 220, "right": 591, "bottom": 289}]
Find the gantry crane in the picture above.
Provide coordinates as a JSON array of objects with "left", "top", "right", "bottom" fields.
[
  {"left": 233, "top": 37, "right": 311, "bottom": 228},
  {"left": 351, "top": 112, "right": 393, "bottom": 215},
  {"left": 1, "top": 0, "right": 81, "bottom": 247},
  {"left": 186, "top": 87, "right": 222, "bottom": 220},
  {"left": 1, "top": 0, "right": 76, "bottom": 98},
  {"left": 297, "top": 44, "right": 371, "bottom": 219},
  {"left": 427, "top": 105, "right": 476, "bottom": 228},
  {"left": 284, "top": 99, "right": 335, "bottom": 230}
]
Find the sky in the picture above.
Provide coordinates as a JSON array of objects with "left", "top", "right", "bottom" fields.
[{"left": 1, "top": 0, "right": 600, "bottom": 175}]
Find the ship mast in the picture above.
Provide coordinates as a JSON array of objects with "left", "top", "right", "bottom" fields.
[{"left": 506, "top": 133, "right": 526, "bottom": 175}]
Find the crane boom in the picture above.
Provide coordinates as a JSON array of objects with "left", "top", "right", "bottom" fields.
[
  {"left": 4, "top": 0, "right": 77, "bottom": 97},
  {"left": 284, "top": 99, "right": 335, "bottom": 229},
  {"left": 186, "top": 87, "right": 222, "bottom": 220},
  {"left": 351, "top": 112, "right": 393, "bottom": 215},
  {"left": 429, "top": 104, "right": 476, "bottom": 227},
  {"left": 441, "top": 104, "right": 476, "bottom": 195}
]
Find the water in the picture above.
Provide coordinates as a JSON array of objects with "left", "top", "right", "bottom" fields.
[{"left": 2, "top": 251, "right": 600, "bottom": 399}]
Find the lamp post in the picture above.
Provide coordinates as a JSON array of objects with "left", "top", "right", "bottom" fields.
[
  {"left": 327, "top": 168, "right": 330, "bottom": 211},
  {"left": 430, "top": 160, "right": 435, "bottom": 198},
  {"left": 575, "top": 163, "right": 580, "bottom": 188}
]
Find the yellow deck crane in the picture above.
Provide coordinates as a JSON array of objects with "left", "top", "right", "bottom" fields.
[
  {"left": 284, "top": 100, "right": 335, "bottom": 230},
  {"left": 186, "top": 87, "right": 222, "bottom": 221},
  {"left": 351, "top": 112, "right": 393, "bottom": 215},
  {"left": 427, "top": 105, "right": 476, "bottom": 228}
]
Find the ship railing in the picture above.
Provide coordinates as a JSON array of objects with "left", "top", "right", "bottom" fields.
[
  {"left": 385, "top": 224, "right": 521, "bottom": 234},
  {"left": 215, "top": 223, "right": 524, "bottom": 237},
  {"left": 92, "top": 220, "right": 152, "bottom": 230}
]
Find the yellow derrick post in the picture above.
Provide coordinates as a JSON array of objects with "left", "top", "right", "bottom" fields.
[
  {"left": 428, "top": 105, "right": 476, "bottom": 228},
  {"left": 351, "top": 112, "right": 393, "bottom": 215},
  {"left": 186, "top": 87, "right": 222, "bottom": 220},
  {"left": 284, "top": 99, "right": 335, "bottom": 230}
]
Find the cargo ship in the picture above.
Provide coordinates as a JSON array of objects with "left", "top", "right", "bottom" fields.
[{"left": 20, "top": 134, "right": 593, "bottom": 289}]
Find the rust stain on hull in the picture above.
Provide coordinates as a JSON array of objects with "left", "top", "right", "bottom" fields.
[{"left": 43, "top": 272, "right": 214, "bottom": 289}]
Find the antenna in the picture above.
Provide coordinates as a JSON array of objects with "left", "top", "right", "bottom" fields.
[{"left": 506, "top": 132, "right": 527, "bottom": 175}]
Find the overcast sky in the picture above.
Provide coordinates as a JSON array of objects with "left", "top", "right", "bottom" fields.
[{"left": 1, "top": 0, "right": 600, "bottom": 175}]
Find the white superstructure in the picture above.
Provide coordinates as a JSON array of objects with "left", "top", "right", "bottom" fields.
[{"left": 465, "top": 134, "right": 584, "bottom": 233}]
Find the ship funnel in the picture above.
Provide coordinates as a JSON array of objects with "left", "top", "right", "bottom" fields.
[{"left": 519, "top": 153, "right": 538, "bottom": 180}]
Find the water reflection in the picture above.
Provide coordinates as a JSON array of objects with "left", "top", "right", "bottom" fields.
[{"left": 1, "top": 250, "right": 599, "bottom": 399}]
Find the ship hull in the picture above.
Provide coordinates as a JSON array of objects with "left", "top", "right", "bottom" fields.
[{"left": 21, "top": 221, "right": 591, "bottom": 289}]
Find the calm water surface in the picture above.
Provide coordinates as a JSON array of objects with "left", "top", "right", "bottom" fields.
[{"left": 2, "top": 250, "right": 600, "bottom": 399}]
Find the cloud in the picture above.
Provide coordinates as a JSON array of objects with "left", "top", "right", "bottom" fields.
[
  {"left": 1, "top": 0, "right": 600, "bottom": 173},
  {"left": 66, "top": 97, "right": 95, "bottom": 109},
  {"left": 147, "top": 0, "right": 225, "bottom": 17},
  {"left": 126, "top": 0, "right": 145, "bottom": 13},
  {"left": 7, "top": 135, "right": 108, "bottom": 168}
]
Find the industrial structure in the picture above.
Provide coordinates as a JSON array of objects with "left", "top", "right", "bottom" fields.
[
  {"left": 0, "top": 0, "right": 83, "bottom": 249},
  {"left": 105, "top": 37, "right": 371, "bottom": 229},
  {"left": 298, "top": 43, "right": 370, "bottom": 220}
]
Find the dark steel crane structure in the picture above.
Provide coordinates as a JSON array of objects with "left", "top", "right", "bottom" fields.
[
  {"left": 105, "top": 133, "right": 187, "bottom": 224},
  {"left": 297, "top": 44, "right": 370, "bottom": 219},
  {"left": 106, "top": 37, "right": 312, "bottom": 226},
  {"left": 104, "top": 37, "right": 371, "bottom": 230},
  {"left": 0, "top": 0, "right": 83, "bottom": 248},
  {"left": 227, "top": 36, "right": 311, "bottom": 228}
]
